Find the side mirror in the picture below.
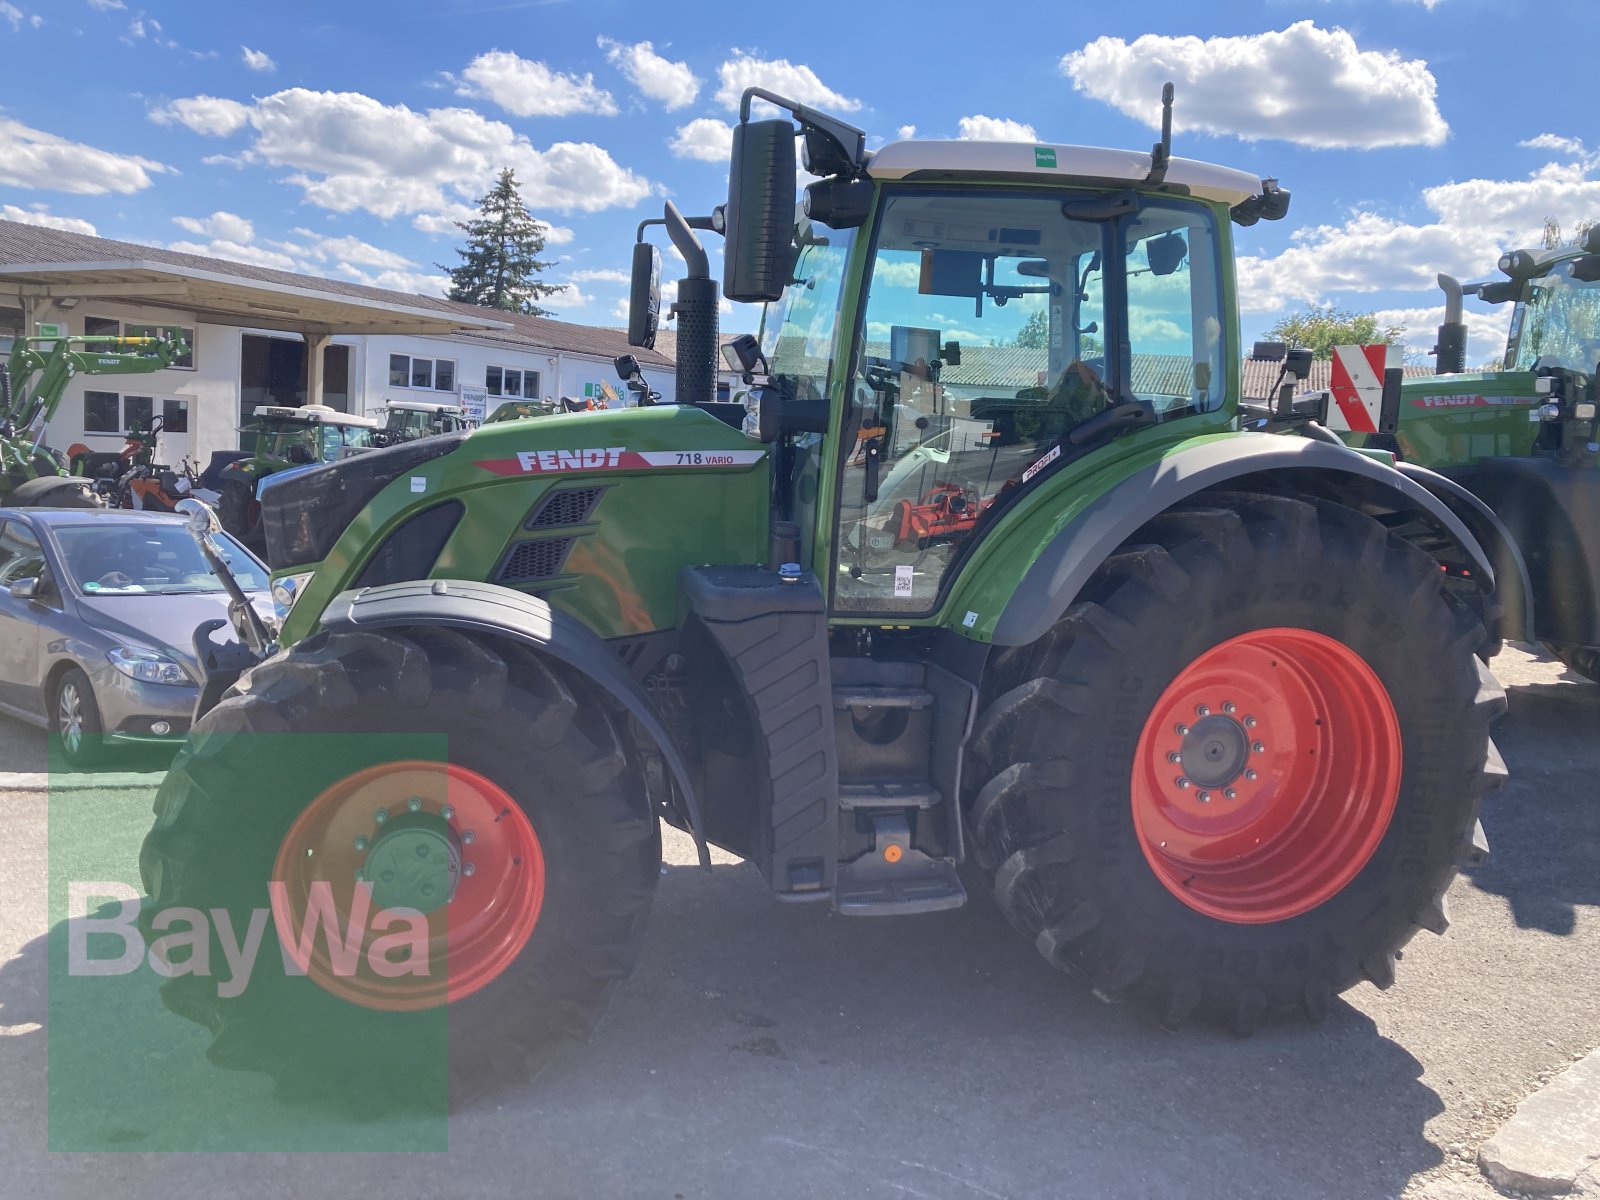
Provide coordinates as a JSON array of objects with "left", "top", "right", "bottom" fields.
[
  {"left": 724, "top": 119, "right": 797, "bottom": 304},
  {"left": 8, "top": 577, "right": 38, "bottom": 600},
  {"left": 1251, "top": 340, "right": 1288, "bottom": 362},
  {"left": 176, "top": 497, "right": 221, "bottom": 537},
  {"left": 627, "top": 242, "right": 661, "bottom": 349}
]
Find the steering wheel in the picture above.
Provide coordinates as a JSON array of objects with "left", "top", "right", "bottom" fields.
[{"left": 95, "top": 571, "right": 135, "bottom": 588}]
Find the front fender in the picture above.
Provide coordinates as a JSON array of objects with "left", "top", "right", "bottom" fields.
[
  {"left": 992, "top": 434, "right": 1495, "bottom": 647},
  {"left": 316, "top": 578, "right": 709, "bottom": 867}
]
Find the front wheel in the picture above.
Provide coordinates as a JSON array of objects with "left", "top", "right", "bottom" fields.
[
  {"left": 217, "top": 479, "right": 264, "bottom": 553},
  {"left": 965, "top": 493, "right": 1506, "bottom": 1032},
  {"left": 139, "top": 628, "right": 661, "bottom": 1109},
  {"left": 52, "top": 667, "right": 106, "bottom": 768}
]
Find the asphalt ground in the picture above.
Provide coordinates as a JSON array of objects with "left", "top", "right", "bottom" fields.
[{"left": 0, "top": 643, "right": 1595, "bottom": 1199}]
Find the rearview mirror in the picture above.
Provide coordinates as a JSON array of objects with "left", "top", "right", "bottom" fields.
[
  {"left": 7, "top": 576, "right": 38, "bottom": 600},
  {"left": 724, "top": 119, "right": 797, "bottom": 304},
  {"left": 627, "top": 242, "right": 661, "bottom": 349},
  {"left": 1146, "top": 232, "right": 1188, "bottom": 277}
]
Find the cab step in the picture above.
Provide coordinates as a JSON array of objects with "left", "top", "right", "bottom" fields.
[
  {"left": 838, "top": 781, "right": 942, "bottom": 810},
  {"left": 832, "top": 685, "right": 934, "bottom": 710},
  {"left": 834, "top": 811, "right": 966, "bottom": 916}
]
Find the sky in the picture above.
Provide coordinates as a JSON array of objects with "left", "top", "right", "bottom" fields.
[{"left": 0, "top": 0, "right": 1592, "bottom": 366}]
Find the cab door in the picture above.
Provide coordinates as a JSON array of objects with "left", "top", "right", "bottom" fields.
[{"left": 0, "top": 519, "right": 47, "bottom": 714}]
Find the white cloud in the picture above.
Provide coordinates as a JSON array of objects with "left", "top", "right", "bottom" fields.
[
  {"left": 1060, "top": 21, "right": 1448, "bottom": 149},
  {"left": 151, "top": 95, "right": 252, "bottom": 136},
  {"left": 0, "top": 118, "right": 166, "bottom": 194},
  {"left": 541, "top": 283, "right": 589, "bottom": 310},
  {"left": 957, "top": 115, "right": 1038, "bottom": 142},
  {"left": 87, "top": 0, "right": 123, "bottom": 8},
  {"left": 1, "top": 204, "right": 95, "bottom": 235},
  {"left": 457, "top": 50, "right": 617, "bottom": 117},
  {"left": 568, "top": 268, "right": 630, "bottom": 284},
  {"left": 896, "top": 125, "right": 916, "bottom": 141},
  {"left": 290, "top": 228, "right": 412, "bottom": 269},
  {"left": 1370, "top": 304, "right": 1511, "bottom": 366},
  {"left": 599, "top": 37, "right": 698, "bottom": 110},
  {"left": 241, "top": 45, "right": 274, "bottom": 72},
  {"left": 714, "top": 51, "right": 859, "bottom": 113},
  {"left": 173, "top": 210, "right": 255, "bottom": 242},
  {"left": 670, "top": 117, "right": 732, "bottom": 162},
  {"left": 0, "top": 4, "right": 22, "bottom": 31},
  {"left": 542, "top": 223, "right": 574, "bottom": 245},
  {"left": 1237, "top": 139, "right": 1600, "bottom": 335},
  {"left": 168, "top": 236, "right": 299, "bottom": 270},
  {"left": 151, "top": 88, "right": 654, "bottom": 221}
]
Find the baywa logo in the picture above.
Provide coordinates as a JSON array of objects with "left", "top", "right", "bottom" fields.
[{"left": 70, "top": 881, "right": 438, "bottom": 1001}]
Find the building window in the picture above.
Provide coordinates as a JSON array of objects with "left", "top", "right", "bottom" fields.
[
  {"left": 83, "top": 316, "right": 120, "bottom": 338},
  {"left": 83, "top": 391, "right": 185, "bottom": 435},
  {"left": 123, "top": 395, "right": 154, "bottom": 433},
  {"left": 84, "top": 390, "right": 120, "bottom": 434},
  {"left": 390, "top": 354, "right": 458, "bottom": 392},
  {"left": 125, "top": 324, "right": 195, "bottom": 369},
  {"left": 486, "top": 365, "right": 540, "bottom": 398}
]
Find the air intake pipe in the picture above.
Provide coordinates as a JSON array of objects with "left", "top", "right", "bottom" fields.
[{"left": 1434, "top": 273, "right": 1468, "bottom": 375}]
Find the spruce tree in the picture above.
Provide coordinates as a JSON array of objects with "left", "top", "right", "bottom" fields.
[{"left": 442, "top": 168, "right": 566, "bottom": 315}]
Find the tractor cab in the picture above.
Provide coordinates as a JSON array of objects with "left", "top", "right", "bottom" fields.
[{"left": 377, "top": 399, "right": 476, "bottom": 445}]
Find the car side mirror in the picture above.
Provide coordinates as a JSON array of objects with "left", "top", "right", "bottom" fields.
[{"left": 8, "top": 577, "right": 39, "bottom": 600}]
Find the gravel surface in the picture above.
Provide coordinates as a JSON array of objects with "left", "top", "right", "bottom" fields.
[{"left": 0, "top": 642, "right": 1594, "bottom": 1199}]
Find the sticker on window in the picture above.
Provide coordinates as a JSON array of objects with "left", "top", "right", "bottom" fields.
[
  {"left": 1021, "top": 444, "right": 1062, "bottom": 483},
  {"left": 894, "top": 565, "right": 914, "bottom": 597}
]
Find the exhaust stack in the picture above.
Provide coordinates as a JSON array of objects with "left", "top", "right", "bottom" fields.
[{"left": 1434, "top": 273, "right": 1468, "bottom": 375}]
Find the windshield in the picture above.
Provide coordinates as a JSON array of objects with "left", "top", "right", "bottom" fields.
[
  {"left": 1509, "top": 258, "right": 1600, "bottom": 372},
  {"left": 53, "top": 524, "right": 267, "bottom": 595},
  {"left": 259, "top": 421, "right": 372, "bottom": 461}
]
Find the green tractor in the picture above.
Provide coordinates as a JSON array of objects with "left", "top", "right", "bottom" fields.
[
  {"left": 146, "top": 87, "right": 1505, "bottom": 1105},
  {"left": 373, "top": 398, "right": 476, "bottom": 446},
  {"left": 216, "top": 403, "right": 377, "bottom": 550},
  {"left": 0, "top": 331, "right": 188, "bottom": 507},
  {"left": 1325, "top": 243, "right": 1600, "bottom": 682}
]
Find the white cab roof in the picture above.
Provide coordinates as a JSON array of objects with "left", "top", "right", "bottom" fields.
[
  {"left": 385, "top": 399, "right": 466, "bottom": 414},
  {"left": 867, "top": 141, "right": 1265, "bottom": 208},
  {"left": 252, "top": 404, "right": 378, "bottom": 427}
]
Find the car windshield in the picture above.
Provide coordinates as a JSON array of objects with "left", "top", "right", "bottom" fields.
[{"left": 53, "top": 524, "right": 266, "bottom": 595}]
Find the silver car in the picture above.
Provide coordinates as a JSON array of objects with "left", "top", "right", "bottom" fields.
[{"left": 0, "top": 508, "right": 269, "bottom": 767}]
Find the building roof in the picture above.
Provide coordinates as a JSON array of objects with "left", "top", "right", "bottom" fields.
[
  {"left": 0, "top": 219, "right": 672, "bottom": 364},
  {"left": 1240, "top": 355, "right": 1437, "bottom": 400}
]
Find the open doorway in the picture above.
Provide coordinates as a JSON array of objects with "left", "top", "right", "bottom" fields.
[{"left": 238, "top": 336, "right": 352, "bottom": 449}]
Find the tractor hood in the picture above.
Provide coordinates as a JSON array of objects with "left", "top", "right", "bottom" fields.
[{"left": 261, "top": 405, "right": 765, "bottom": 572}]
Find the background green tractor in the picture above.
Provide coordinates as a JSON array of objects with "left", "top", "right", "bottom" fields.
[
  {"left": 373, "top": 398, "right": 476, "bottom": 446},
  {"left": 0, "top": 331, "right": 188, "bottom": 508},
  {"left": 215, "top": 403, "right": 377, "bottom": 550},
  {"left": 146, "top": 87, "right": 1505, "bottom": 1108},
  {"left": 1329, "top": 241, "right": 1600, "bottom": 681}
]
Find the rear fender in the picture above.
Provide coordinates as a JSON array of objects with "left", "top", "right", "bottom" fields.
[
  {"left": 316, "top": 578, "right": 709, "bottom": 867},
  {"left": 993, "top": 437, "right": 1495, "bottom": 647}
]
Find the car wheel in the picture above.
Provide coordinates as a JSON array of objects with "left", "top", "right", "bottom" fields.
[{"left": 52, "top": 667, "right": 107, "bottom": 769}]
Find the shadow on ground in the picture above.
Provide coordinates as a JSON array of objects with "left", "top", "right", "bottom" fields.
[
  {"left": 0, "top": 850, "right": 1446, "bottom": 1198},
  {"left": 1466, "top": 670, "right": 1600, "bottom": 936}
]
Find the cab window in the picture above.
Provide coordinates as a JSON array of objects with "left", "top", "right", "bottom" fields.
[{"left": 833, "top": 190, "right": 1224, "bottom": 615}]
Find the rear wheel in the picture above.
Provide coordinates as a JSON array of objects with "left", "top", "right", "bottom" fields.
[
  {"left": 218, "top": 479, "right": 264, "bottom": 553},
  {"left": 139, "top": 628, "right": 661, "bottom": 1109},
  {"left": 1543, "top": 642, "right": 1600, "bottom": 684},
  {"left": 965, "top": 493, "right": 1506, "bottom": 1032},
  {"left": 9, "top": 474, "right": 101, "bottom": 508}
]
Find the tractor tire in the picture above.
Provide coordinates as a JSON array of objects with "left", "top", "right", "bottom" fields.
[
  {"left": 1543, "top": 643, "right": 1600, "bottom": 684},
  {"left": 138, "top": 627, "right": 661, "bottom": 1111},
  {"left": 218, "top": 480, "right": 265, "bottom": 554},
  {"left": 8, "top": 474, "right": 101, "bottom": 508},
  {"left": 964, "top": 492, "right": 1507, "bottom": 1034}
]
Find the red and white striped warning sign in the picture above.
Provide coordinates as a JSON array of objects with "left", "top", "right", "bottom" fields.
[{"left": 1326, "top": 344, "right": 1401, "bottom": 434}]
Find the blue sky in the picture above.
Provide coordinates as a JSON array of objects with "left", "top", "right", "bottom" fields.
[{"left": 0, "top": 0, "right": 1591, "bottom": 364}]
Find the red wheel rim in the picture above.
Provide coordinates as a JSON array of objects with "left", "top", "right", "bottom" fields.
[
  {"left": 270, "top": 761, "right": 544, "bottom": 1011},
  {"left": 1131, "top": 628, "right": 1402, "bottom": 924}
]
